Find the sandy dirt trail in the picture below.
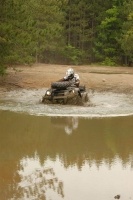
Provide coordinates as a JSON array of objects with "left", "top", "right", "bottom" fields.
[{"left": 0, "top": 64, "right": 133, "bottom": 93}]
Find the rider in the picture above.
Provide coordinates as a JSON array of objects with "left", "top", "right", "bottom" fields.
[{"left": 59, "top": 68, "right": 80, "bottom": 87}]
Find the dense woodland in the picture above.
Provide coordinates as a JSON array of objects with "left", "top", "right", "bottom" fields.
[{"left": 0, "top": 0, "right": 133, "bottom": 74}]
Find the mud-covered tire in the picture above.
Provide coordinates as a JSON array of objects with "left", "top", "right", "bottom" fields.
[
  {"left": 67, "top": 95, "right": 83, "bottom": 106},
  {"left": 42, "top": 96, "right": 51, "bottom": 104},
  {"left": 42, "top": 99, "right": 51, "bottom": 104},
  {"left": 79, "top": 85, "right": 86, "bottom": 92},
  {"left": 51, "top": 81, "right": 71, "bottom": 89},
  {"left": 82, "top": 93, "right": 89, "bottom": 102}
]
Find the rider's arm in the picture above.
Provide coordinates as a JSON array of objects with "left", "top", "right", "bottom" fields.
[
  {"left": 57, "top": 76, "right": 68, "bottom": 82},
  {"left": 75, "top": 79, "right": 80, "bottom": 87},
  {"left": 75, "top": 74, "right": 80, "bottom": 87}
]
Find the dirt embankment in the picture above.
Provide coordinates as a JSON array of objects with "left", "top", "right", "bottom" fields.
[{"left": 0, "top": 64, "right": 133, "bottom": 93}]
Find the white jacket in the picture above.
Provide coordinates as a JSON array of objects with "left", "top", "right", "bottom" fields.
[{"left": 64, "top": 73, "right": 80, "bottom": 82}]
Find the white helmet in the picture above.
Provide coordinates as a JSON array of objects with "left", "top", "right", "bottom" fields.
[{"left": 66, "top": 68, "right": 74, "bottom": 78}]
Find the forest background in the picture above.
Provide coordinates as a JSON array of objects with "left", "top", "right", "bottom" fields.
[{"left": 0, "top": 0, "right": 133, "bottom": 75}]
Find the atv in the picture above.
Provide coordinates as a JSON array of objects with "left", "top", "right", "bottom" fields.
[{"left": 42, "top": 81, "right": 89, "bottom": 106}]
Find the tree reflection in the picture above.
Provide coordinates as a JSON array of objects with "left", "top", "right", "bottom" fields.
[
  {"left": 1, "top": 111, "right": 133, "bottom": 198},
  {"left": 11, "top": 155, "right": 64, "bottom": 200}
]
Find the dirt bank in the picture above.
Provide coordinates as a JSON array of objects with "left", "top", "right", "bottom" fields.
[{"left": 0, "top": 64, "right": 133, "bottom": 93}]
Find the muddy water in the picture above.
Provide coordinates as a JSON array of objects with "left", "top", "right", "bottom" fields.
[
  {"left": 0, "top": 89, "right": 133, "bottom": 117},
  {"left": 0, "top": 89, "right": 133, "bottom": 200}
]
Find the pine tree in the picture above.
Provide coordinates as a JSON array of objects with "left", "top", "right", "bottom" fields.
[{"left": 120, "top": 0, "right": 133, "bottom": 65}]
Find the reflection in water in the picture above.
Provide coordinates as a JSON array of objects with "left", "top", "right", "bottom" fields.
[
  {"left": 11, "top": 154, "right": 64, "bottom": 200},
  {"left": 0, "top": 111, "right": 133, "bottom": 199},
  {"left": 51, "top": 117, "right": 79, "bottom": 135}
]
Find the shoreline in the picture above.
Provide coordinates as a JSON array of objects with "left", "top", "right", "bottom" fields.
[{"left": 0, "top": 64, "right": 133, "bottom": 93}]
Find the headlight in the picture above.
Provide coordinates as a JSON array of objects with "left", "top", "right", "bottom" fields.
[
  {"left": 46, "top": 91, "right": 51, "bottom": 96},
  {"left": 72, "top": 89, "right": 75, "bottom": 93}
]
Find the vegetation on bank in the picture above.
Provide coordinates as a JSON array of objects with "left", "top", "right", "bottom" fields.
[{"left": 0, "top": 0, "right": 133, "bottom": 75}]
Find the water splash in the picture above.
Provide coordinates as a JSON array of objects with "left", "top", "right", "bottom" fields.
[{"left": 0, "top": 89, "right": 133, "bottom": 118}]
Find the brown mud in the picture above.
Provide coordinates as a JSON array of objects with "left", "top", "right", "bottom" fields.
[{"left": 0, "top": 64, "right": 133, "bottom": 93}]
